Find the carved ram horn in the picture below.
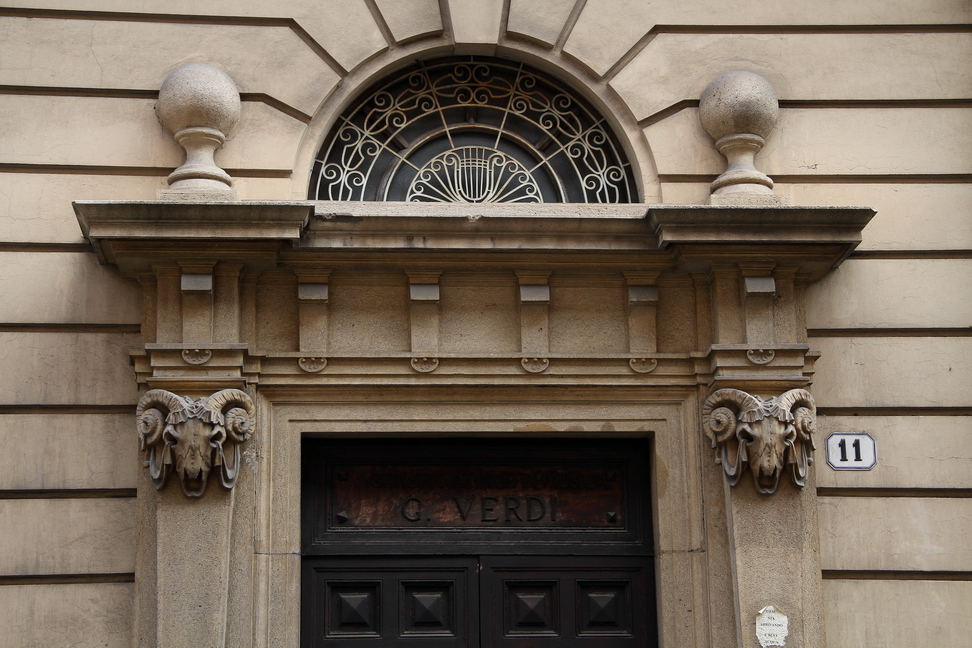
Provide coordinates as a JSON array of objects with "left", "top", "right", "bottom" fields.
[
  {"left": 702, "top": 389, "right": 762, "bottom": 487},
  {"left": 776, "top": 388, "right": 817, "bottom": 487},
  {"left": 702, "top": 387, "right": 818, "bottom": 494},
  {"left": 204, "top": 389, "right": 255, "bottom": 490},
  {"left": 702, "top": 389, "right": 761, "bottom": 445},
  {"left": 136, "top": 389, "right": 188, "bottom": 490},
  {"left": 135, "top": 388, "right": 256, "bottom": 497}
]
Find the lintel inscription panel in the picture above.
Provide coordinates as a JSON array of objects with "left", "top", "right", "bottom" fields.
[{"left": 331, "top": 464, "right": 625, "bottom": 528}]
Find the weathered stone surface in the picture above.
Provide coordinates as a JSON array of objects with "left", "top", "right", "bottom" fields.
[
  {"left": 0, "top": 17, "right": 338, "bottom": 117},
  {"left": 507, "top": 0, "right": 575, "bottom": 46},
  {"left": 815, "top": 416, "right": 971, "bottom": 489},
  {"left": 0, "top": 498, "right": 136, "bottom": 575},
  {"left": 613, "top": 33, "right": 972, "bottom": 120},
  {"left": 0, "top": 174, "right": 292, "bottom": 243},
  {"left": 0, "top": 95, "right": 305, "bottom": 171},
  {"left": 645, "top": 107, "right": 972, "bottom": 176},
  {"left": 0, "top": 333, "right": 140, "bottom": 405},
  {"left": 439, "top": 276, "right": 519, "bottom": 353},
  {"left": 327, "top": 279, "right": 410, "bottom": 352},
  {"left": 375, "top": 0, "right": 442, "bottom": 42},
  {"left": 0, "top": 0, "right": 387, "bottom": 73},
  {"left": 565, "top": 0, "right": 972, "bottom": 76},
  {"left": 658, "top": 182, "right": 972, "bottom": 252},
  {"left": 0, "top": 253, "right": 139, "bottom": 323},
  {"left": 823, "top": 580, "right": 972, "bottom": 647},
  {"left": 818, "top": 497, "right": 972, "bottom": 571},
  {"left": 548, "top": 279, "right": 628, "bottom": 353},
  {"left": 806, "top": 259, "right": 972, "bottom": 329},
  {"left": 0, "top": 582, "right": 134, "bottom": 648},
  {"left": 812, "top": 337, "right": 972, "bottom": 408},
  {"left": 449, "top": 0, "right": 504, "bottom": 45},
  {"left": 0, "top": 414, "right": 137, "bottom": 490}
]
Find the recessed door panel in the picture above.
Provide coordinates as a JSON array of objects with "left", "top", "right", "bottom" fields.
[
  {"left": 303, "top": 557, "right": 478, "bottom": 648},
  {"left": 302, "top": 440, "right": 656, "bottom": 647}
]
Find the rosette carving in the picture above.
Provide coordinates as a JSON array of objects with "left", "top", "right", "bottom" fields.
[
  {"left": 136, "top": 389, "right": 255, "bottom": 497},
  {"left": 702, "top": 388, "right": 816, "bottom": 495}
]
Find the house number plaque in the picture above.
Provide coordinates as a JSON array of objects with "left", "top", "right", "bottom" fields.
[{"left": 330, "top": 464, "right": 624, "bottom": 528}]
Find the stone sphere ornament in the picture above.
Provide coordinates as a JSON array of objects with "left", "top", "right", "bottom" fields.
[
  {"left": 156, "top": 63, "right": 240, "bottom": 197},
  {"left": 699, "top": 71, "right": 779, "bottom": 196}
]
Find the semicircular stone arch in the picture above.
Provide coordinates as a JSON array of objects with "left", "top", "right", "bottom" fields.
[{"left": 309, "top": 56, "right": 639, "bottom": 203}]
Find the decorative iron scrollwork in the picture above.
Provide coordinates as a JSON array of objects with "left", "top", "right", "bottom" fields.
[{"left": 311, "top": 57, "right": 634, "bottom": 204}]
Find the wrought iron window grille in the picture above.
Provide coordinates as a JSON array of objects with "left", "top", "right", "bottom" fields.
[{"left": 311, "top": 57, "right": 635, "bottom": 203}]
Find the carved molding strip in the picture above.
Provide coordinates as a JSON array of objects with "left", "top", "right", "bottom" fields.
[
  {"left": 521, "top": 357, "right": 550, "bottom": 373},
  {"left": 410, "top": 357, "right": 439, "bottom": 373},
  {"left": 629, "top": 358, "right": 658, "bottom": 373},
  {"left": 136, "top": 389, "right": 255, "bottom": 497},
  {"left": 298, "top": 357, "right": 328, "bottom": 373},
  {"left": 746, "top": 349, "right": 776, "bottom": 365},
  {"left": 181, "top": 348, "right": 213, "bottom": 365},
  {"left": 702, "top": 388, "right": 816, "bottom": 495}
]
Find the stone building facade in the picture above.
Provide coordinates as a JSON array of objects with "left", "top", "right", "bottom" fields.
[{"left": 1, "top": 2, "right": 970, "bottom": 647}]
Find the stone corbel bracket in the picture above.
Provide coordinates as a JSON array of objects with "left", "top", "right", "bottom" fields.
[
  {"left": 702, "top": 388, "right": 816, "bottom": 495},
  {"left": 136, "top": 388, "right": 255, "bottom": 497}
]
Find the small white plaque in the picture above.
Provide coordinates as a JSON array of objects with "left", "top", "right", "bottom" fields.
[
  {"left": 826, "top": 433, "right": 877, "bottom": 470},
  {"left": 756, "top": 605, "right": 788, "bottom": 647}
]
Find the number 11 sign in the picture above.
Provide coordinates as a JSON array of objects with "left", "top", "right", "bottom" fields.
[{"left": 825, "top": 433, "right": 877, "bottom": 470}]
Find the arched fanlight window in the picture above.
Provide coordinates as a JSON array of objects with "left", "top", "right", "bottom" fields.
[{"left": 310, "top": 57, "right": 635, "bottom": 203}]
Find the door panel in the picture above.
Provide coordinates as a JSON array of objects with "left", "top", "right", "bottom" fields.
[
  {"left": 481, "top": 556, "right": 652, "bottom": 648},
  {"left": 303, "top": 556, "right": 653, "bottom": 648},
  {"left": 303, "top": 557, "right": 479, "bottom": 648}
]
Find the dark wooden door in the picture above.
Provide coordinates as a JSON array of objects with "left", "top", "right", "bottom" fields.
[
  {"left": 302, "top": 440, "right": 656, "bottom": 647},
  {"left": 302, "top": 555, "right": 652, "bottom": 648}
]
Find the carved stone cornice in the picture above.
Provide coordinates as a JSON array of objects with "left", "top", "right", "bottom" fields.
[
  {"left": 73, "top": 200, "right": 312, "bottom": 268},
  {"left": 136, "top": 388, "right": 255, "bottom": 497},
  {"left": 702, "top": 388, "right": 817, "bottom": 495},
  {"left": 648, "top": 205, "right": 875, "bottom": 281}
]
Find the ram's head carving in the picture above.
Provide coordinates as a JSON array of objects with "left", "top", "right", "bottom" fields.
[
  {"left": 136, "top": 389, "right": 255, "bottom": 497},
  {"left": 702, "top": 388, "right": 816, "bottom": 495}
]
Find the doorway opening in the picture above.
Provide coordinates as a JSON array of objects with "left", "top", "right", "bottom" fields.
[{"left": 301, "top": 439, "right": 657, "bottom": 647}]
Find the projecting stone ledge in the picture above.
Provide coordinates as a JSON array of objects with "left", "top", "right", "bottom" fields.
[{"left": 647, "top": 204, "right": 875, "bottom": 280}]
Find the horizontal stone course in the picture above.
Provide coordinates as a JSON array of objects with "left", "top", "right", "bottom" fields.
[
  {"left": 0, "top": 95, "right": 305, "bottom": 170},
  {"left": 812, "top": 337, "right": 972, "bottom": 408},
  {"left": 613, "top": 32, "right": 972, "bottom": 119},
  {"left": 0, "top": 414, "right": 136, "bottom": 490},
  {"left": 0, "top": 498, "right": 136, "bottom": 575},
  {"left": 565, "top": 0, "right": 972, "bottom": 76},
  {"left": 0, "top": 252, "right": 139, "bottom": 323},
  {"left": 818, "top": 497, "right": 972, "bottom": 571},
  {"left": 805, "top": 259, "right": 972, "bottom": 329},
  {"left": 815, "top": 416, "right": 972, "bottom": 490},
  {"left": 0, "top": 332, "right": 140, "bottom": 405},
  {"left": 645, "top": 107, "right": 972, "bottom": 176},
  {"left": 0, "top": 582, "right": 133, "bottom": 648},
  {"left": 0, "top": 17, "right": 338, "bottom": 117},
  {"left": 823, "top": 580, "right": 972, "bottom": 647}
]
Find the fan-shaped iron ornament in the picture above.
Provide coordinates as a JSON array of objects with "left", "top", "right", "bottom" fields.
[{"left": 311, "top": 57, "right": 635, "bottom": 203}]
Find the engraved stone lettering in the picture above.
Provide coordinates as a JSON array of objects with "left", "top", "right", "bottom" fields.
[
  {"left": 481, "top": 496, "right": 499, "bottom": 521},
  {"left": 526, "top": 496, "right": 545, "bottom": 521},
  {"left": 505, "top": 497, "right": 523, "bottom": 522},
  {"left": 454, "top": 496, "right": 475, "bottom": 521},
  {"left": 401, "top": 497, "right": 422, "bottom": 522}
]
